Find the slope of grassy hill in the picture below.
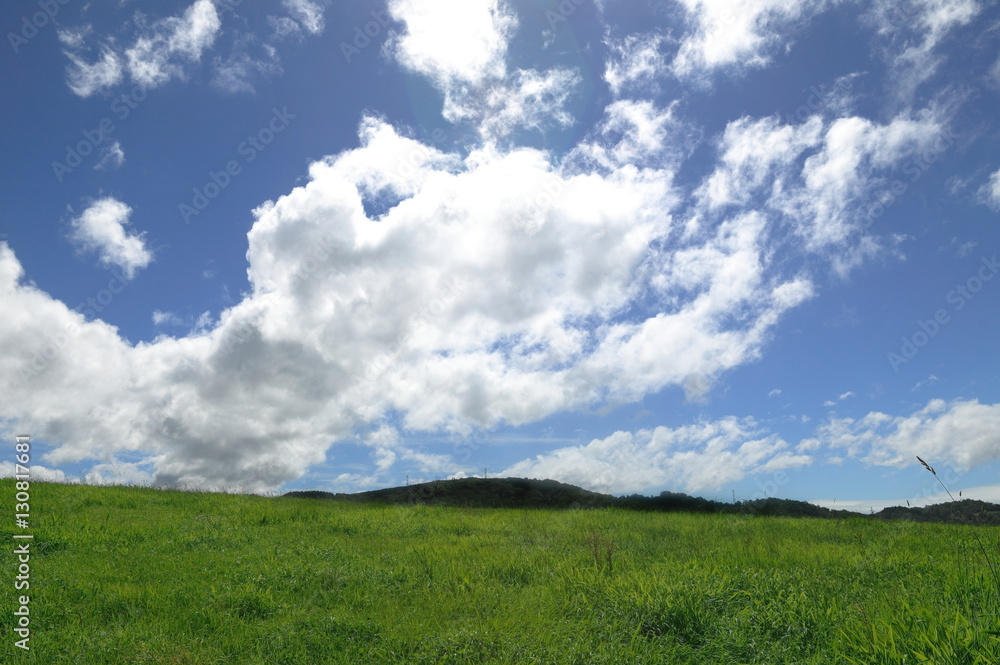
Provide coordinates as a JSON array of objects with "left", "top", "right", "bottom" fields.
[
  {"left": 5, "top": 479, "right": 1000, "bottom": 664},
  {"left": 285, "top": 477, "right": 617, "bottom": 509}
]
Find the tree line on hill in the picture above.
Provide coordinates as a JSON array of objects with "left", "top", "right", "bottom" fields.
[{"left": 284, "top": 477, "right": 1000, "bottom": 526}]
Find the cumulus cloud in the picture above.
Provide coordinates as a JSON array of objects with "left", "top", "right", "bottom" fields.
[
  {"left": 0, "top": 107, "right": 814, "bottom": 491},
  {"left": 804, "top": 399, "right": 1000, "bottom": 470},
  {"left": 672, "top": 0, "right": 839, "bottom": 78},
  {"left": 386, "top": 0, "right": 516, "bottom": 88},
  {"left": 5, "top": 4, "right": 979, "bottom": 491},
  {"left": 0, "top": 461, "right": 67, "bottom": 483},
  {"left": 503, "top": 418, "right": 811, "bottom": 494},
  {"left": 69, "top": 198, "right": 152, "bottom": 279},
  {"left": 386, "top": 0, "right": 576, "bottom": 138}
]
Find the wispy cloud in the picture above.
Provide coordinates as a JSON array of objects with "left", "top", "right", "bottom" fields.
[
  {"left": 979, "top": 168, "right": 1000, "bottom": 210},
  {"left": 865, "top": 0, "right": 980, "bottom": 101},
  {"left": 62, "top": 0, "right": 221, "bottom": 97},
  {"left": 604, "top": 33, "right": 669, "bottom": 97},
  {"left": 282, "top": 0, "right": 325, "bottom": 35},
  {"left": 65, "top": 47, "right": 123, "bottom": 97},
  {"left": 94, "top": 141, "right": 125, "bottom": 171}
]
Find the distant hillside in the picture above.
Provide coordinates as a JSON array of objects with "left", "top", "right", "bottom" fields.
[
  {"left": 285, "top": 477, "right": 617, "bottom": 509},
  {"left": 285, "top": 477, "right": 1000, "bottom": 526},
  {"left": 874, "top": 499, "right": 1000, "bottom": 526}
]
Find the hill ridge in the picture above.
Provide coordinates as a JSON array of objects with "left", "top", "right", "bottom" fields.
[{"left": 284, "top": 477, "right": 1000, "bottom": 526}]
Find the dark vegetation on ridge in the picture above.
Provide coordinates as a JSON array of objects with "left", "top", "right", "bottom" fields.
[{"left": 284, "top": 476, "right": 1000, "bottom": 525}]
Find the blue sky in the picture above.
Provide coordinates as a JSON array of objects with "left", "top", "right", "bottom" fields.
[{"left": 2, "top": 0, "right": 999, "bottom": 511}]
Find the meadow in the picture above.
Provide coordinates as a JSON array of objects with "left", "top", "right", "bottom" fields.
[{"left": 3, "top": 479, "right": 1000, "bottom": 664}]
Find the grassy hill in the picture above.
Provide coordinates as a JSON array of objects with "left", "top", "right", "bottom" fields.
[
  {"left": 285, "top": 476, "right": 1000, "bottom": 526},
  {"left": 5, "top": 478, "right": 1000, "bottom": 664},
  {"left": 285, "top": 477, "right": 617, "bottom": 509}
]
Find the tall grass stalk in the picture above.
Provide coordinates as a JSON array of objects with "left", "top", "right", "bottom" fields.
[{"left": 917, "top": 455, "right": 1000, "bottom": 594}]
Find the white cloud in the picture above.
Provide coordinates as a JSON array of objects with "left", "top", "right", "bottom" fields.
[
  {"left": 282, "top": 0, "right": 325, "bottom": 35},
  {"left": 4, "top": 7, "right": 977, "bottom": 491},
  {"left": 810, "top": 398, "right": 1000, "bottom": 470},
  {"left": 84, "top": 460, "right": 154, "bottom": 487},
  {"left": 979, "top": 169, "right": 1000, "bottom": 210},
  {"left": 0, "top": 109, "right": 824, "bottom": 491},
  {"left": 690, "top": 108, "right": 950, "bottom": 272},
  {"left": 152, "top": 310, "right": 183, "bottom": 327},
  {"left": 211, "top": 44, "right": 283, "bottom": 94},
  {"left": 865, "top": 0, "right": 980, "bottom": 100},
  {"left": 95, "top": 141, "right": 126, "bottom": 171},
  {"left": 768, "top": 388, "right": 782, "bottom": 398},
  {"left": 386, "top": 0, "right": 534, "bottom": 133},
  {"left": 503, "top": 418, "right": 811, "bottom": 494},
  {"left": 604, "top": 33, "right": 669, "bottom": 96},
  {"left": 62, "top": 0, "right": 221, "bottom": 96},
  {"left": 385, "top": 0, "right": 580, "bottom": 142},
  {"left": 69, "top": 198, "right": 152, "bottom": 279},
  {"left": 473, "top": 68, "right": 580, "bottom": 140},
  {"left": 268, "top": 16, "right": 301, "bottom": 40},
  {"left": 57, "top": 26, "right": 91, "bottom": 49},
  {"left": 813, "top": 483, "right": 1000, "bottom": 513},
  {"left": 124, "top": 0, "right": 221, "bottom": 89},
  {"left": 823, "top": 391, "right": 854, "bottom": 407},
  {"left": 568, "top": 99, "right": 696, "bottom": 173},
  {"left": 672, "top": 0, "right": 839, "bottom": 78},
  {"left": 0, "top": 461, "right": 67, "bottom": 483},
  {"left": 65, "top": 48, "right": 124, "bottom": 98},
  {"left": 386, "top": 0, "right": 516, "bottom": 88},
  {"left": 363, "top": 425, "right": 462, "bottom": 477}
]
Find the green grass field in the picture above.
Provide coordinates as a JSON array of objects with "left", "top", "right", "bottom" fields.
[{"left": 4, "top": 479, "right": 1000, "bottom": 664}]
